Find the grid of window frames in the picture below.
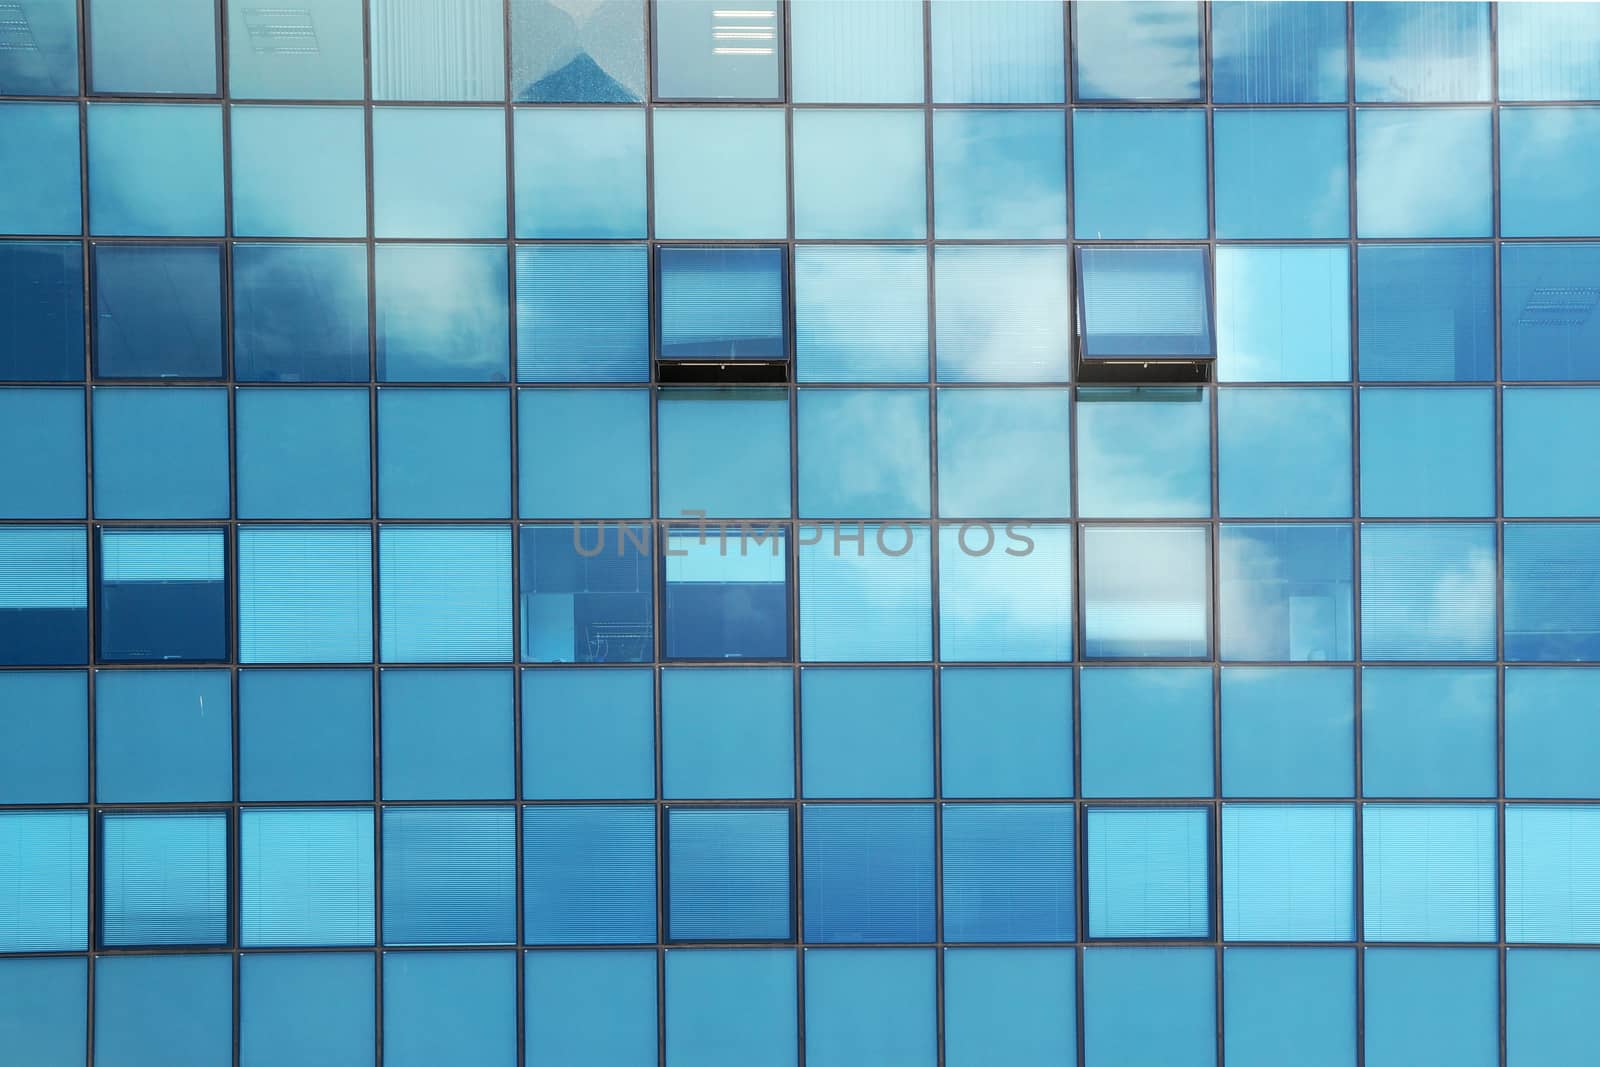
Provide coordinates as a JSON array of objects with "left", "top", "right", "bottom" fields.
[{"left": 6, "top": 1, "right": 1600, "bottom": 1065}]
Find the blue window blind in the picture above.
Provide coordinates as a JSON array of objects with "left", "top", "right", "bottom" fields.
[
  {"left": 94, "top": 669, "right": 232, "bottom": 804},
  {"left": 381, "top": 669, "right": 514, "bottom": 801},
  {"left": 1505, "top": 524, "right": 1600, "bottom": 661},
  {"left": 790, "top": 0, "right": 924, "bottom": 104},
  {"left": 1364, "top": 948, "right": 1498, "bottom": 1067},
  {"left": 804, "top": 949, "right": 937, "bottom": 1067},
  {"left": 370, "top": 0, "right": 503, "bottom": 101},
  {"left": 1223, "top": 948, "right": 1357, "bottom": 1067},
  {"left": 0, "top": 241, "right": 84, "bottom": 381},
  {"left": 523, "top": 805, "right": 656, "bottom": 945},
  {"left": 94, "top": 955, "right": 233, "bottom": 1067},
  {"left": 1216, "top": 245, "right": 1352, "bottom": 382},
  {"left": 944, "top": 948, "right": 1077, "bottom": 1067},
  {"left": 239, "top": 808, "right": 374, "bottom": 947},
  {"left": 664, "top": 948, "right": 797, "bottom": 1067},
  {"left": 240, "top": 953, "right": 374, "bottom": 1067},
  {"left": 942, "top": 803, "right": 1074, "bottom": 942},
  {"left": 1359, "top": 524, "right": 1497, "bottom": 661},
  {"left": 525, "top": 950, "right": 658, "bottom": 1066},
  {"left": 1498, "top": 2, "right": 1600, "bottom": 100},
  {"left": 381, "top": 807, "right": 516, "bottom": 946},
  {"left": 382, "top": 951, "right": 517, "bottom": 1067},
  {"left": 1357, "top": 244, "right": 1494, "bottom": 381},
  {"left": 802, "top": 803, "right": 935, "bottom": 943},
  {"left": 668, "top": 807, "right": 791, "bottom": 942},
  {"left": 97, "top": 528, "right": 227, "bottom": 663},
  {"left": 934, "top": 0, "right": 1065, "bottom": 103},
  {"left": 1082, "top": 947, "right": 1217, "bottom": 1067},
  {"left": 0, "top": 810, "right": 87, "bottom": 952},
  {"left": 1506, "top": 805, "right": 1600, "bottom": 943},
  {"left": 0, "top": 958, "right": 86, "bottom": 1067},
  {"left": 942, "top": 667, "right": 1074, "bottom": 799},
  {"left": 1501, "top": 243, "right": 1600, "bottom": 381},
  {"left": 801, "top": 667, "right": 933, "bottom": 800},
  {"left": 100, "top": 812, "right": 228, "bottom": 947},
  {"left": 1086, "top": 806, "right": 1211, "bottom": 939},
  {"left": 0, "top": 671, "right": 86, "bottom": 804},
  {"left": 239, "top": 669, "right": 373, "bottom": 802},
  {"left": 515, "top": 243, "right": 648, "bottom": 382},
  {"left": 1077, "top": 247, "right": 1213, "bottom": 359},
  {"left": 238, "top": 526, "right": 372, "bottom": 664},
  {"left": 520, "top": 524, "right": 653, "bottom": 665},
  {"left": 1222, "top": 804, "right": 1354, "bottom": 941},
  {"left": 1218, "top": 524, "right": 1354, "bottom": 662},
  {"left": 798, "top": 525, "right": 932, "bottom": 662},
  {"left": 0, "top": 525, "right": 86, "bottom": 666},
  {"left": 661, "top": 525, "right": 792, "bottom": 662},
  {"left": 1211, "top": 2, "right": 1348, "bottom": 104},
  {"left": 658, "top": 245, "right": 786, "bottom": 360},
  {"left": 379, "top": 525, "right": 512, "bottom": 663},
  {"left": 1363, "top": 803, "right": 1497, "bottom": 941},
  {"left": 793, "top": 245, "right": 929, "bottom": 383}
]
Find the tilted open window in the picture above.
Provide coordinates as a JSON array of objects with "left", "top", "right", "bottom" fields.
[
  {"left": 1075, "top": 246, "right": 1215, "bottom": 383},
  {"left": 656, "top": 245, "right": 790, "bottom": 383}
]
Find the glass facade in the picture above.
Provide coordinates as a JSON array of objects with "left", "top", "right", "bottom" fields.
[{"left": 5, "top": 2, "right": 1600, "bottom": 1064}]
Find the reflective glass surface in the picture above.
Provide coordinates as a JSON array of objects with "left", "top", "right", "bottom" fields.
[
  {"left": 1361, "top": 667, "right": 1497, "bottom": 798},
  {"left": 934, "top": 0, "right": 1065, "bottom": 103},
  {"left": 512, "top": 0, "right": 645, "bottom": 102},
  {"left": 1504, "top": 524, "right": 1600, "bottom": 662},
  {"left": 1503, "top": 388, "right": 1600, "bottom": 515},
  {"left": 793, "top": 110, "right": 926, "bottom": 239},
  {"left": 1498, "top": 2, "right": 1600, "bottom": 101},
  {"left": 513, "top": 108, "right": 646, "bottom": 238},
  {"left": 1077, "top": 246, "right": 1213, "bottom": 360},
  {"left": 937, "top": 388, "right": 1070, "bottom": 518},
  {"left": 520, "top": 523, "right": 652, "bottom": 664},
  {"left": 0, "top": 103, "right": 80, "bottom": 235},
  {"left": 799, "top": 524, "right": 931, "bottom": 662},
  {"left": 653, "top": 0, "right": 781, "bottom": 100},
  {"left": 1082, "top": 525, "right": 1210, "bottom": 659},
  {"left": 370, "top": 0, "right": 504, "bottom": 101},
  {"left": 1356, "top": 243, "right": 1494, "bottom": 381},
  {"left": 1211, "top": 1, "right": 1347, "bottom": 103},
  {"left": 794, "top": 245, "right": 929, "bottom": 383},
  {"left": 0, "top": 388, "right": 83, "bottom": 519},
  {"left": 92, "top": 387, "right": 229, "bottom": 518},
  {"left": 376, "top": 244, "right": 509, "bottom": 382},
  {"left": 1360, "top": 524, "right": 1497, "bottom": 661},
  {"left": 1218, "top": 525, "right": 1354, "bottom": 662},
  {"left": 237, "top": 526, "right": 373, "bottom": 664},
  {"left": 88, "top": 104, "right": 225, "bottom": 237},
  {"left": 95, "top": 531, "right": 227, "bottom": 663},
  {"left": 935, "top": 246, "right": 1070, "bottom": 382},
  {"left": 790, "top": 0, "right": 923, "bottom": 104},
  {"left": 518, "top": 389, "right": 650, "bottom": 518},
  {"left": 233, "top": 243, "right": 370, "bottom": 382},
  {"left": 1356, "top": 108, "right": 1493, "bottom": 237},
  {"left": 0, "top": 241, "right": 84, "bottom": 381},
  {"left": 1353, "top": 2, "right": 1490, "bottom": 102},
  {"left": 1222, "top": 668, "right": 1354, "bottom": 796},
  {"left": 658, "top": 245, "right": 786, "bottom": 360},
  {"left": 1501, "top": 243, "right": 1600, "bottom": 380},
  {"left": 1076, "top": 388, "right": 1209, "bottom": 518},
  {"left": 230, "top": 106, "right": 366, "bottom": 238},
  {"left": 658, "top": 389, "right": 790, "bottom": 518},
  {"left": 1216, "top": 245, "right": 1351, "bottom": 382},
  {"left": 934, "top": 109, "right": 1068, "bottom": 240},
  {"left": 378, "top": 387, "right": 511, "bottom": 519},
  {"left": 515, "top": 243, "right": 648, "bottom": 382},
  {"left": 0, "top": 0, "right": 79, "bottom": 94},
  {"left": 938, "top": 524, "right": 1073, "bottom": 662},
  {"left": 1072, "top": 0, "right": 1200, "bottom": 101},
  {"left": 1502, "top": 107, "right": 1600, "bottom": 237},
  {"left": 1359, "top": 387, "right": 1494, "bottom": 517},
  {"left": 1080, "top": 666, "right": 1212, "bottom": 797},
  {"left": 1218, "top": 388, "right": 1352, "bottom": 518},
  {"left": 661, "top": 529, "right": 790, "bottom": 661},
  {"left": 373, "top": 107, "right": 507, "bottom": 239},
  {"left": 652, "top": 108, "right": 787, "bottom": 239},
  {"left": 89, "top": 0, "right": 216, "bottom": 94},
  {"left": 92, "top": 244, "right": 224, "bottom": 379},
  {"left": 1213, "top": 110, "right": 1349, "bottom": 239},
  {"left": 798, "top": 389, "right": 929, "bottom": 518},
  {"left": 1073, "top": 109, "right": 1206, "bottom": 239},
  {"left": 226, "top": 0, "right": 364, "bottom": 99}
]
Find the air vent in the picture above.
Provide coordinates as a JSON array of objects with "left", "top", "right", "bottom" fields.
[
  {"left": 0, "top": 3, "right": 38, "bottom": 53},
  {"left": 1519, "top": 286, "right": 1600, "bottom": 328},
  {"left": 242, "top": 7, "right": 321, "bottom": 56}
]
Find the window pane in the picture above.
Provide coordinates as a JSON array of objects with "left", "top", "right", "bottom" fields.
[
  {"left": 233, "top": 243, "right": 370, "bottom": 382},
  {"left": 381, "top": 807, "right": 516, "bottom": 945},
  {"left": 1508, "top": 949, "right": 1600, "bottom": 1063},
  {"left": 522, "top": 668, "right": 654, "bottom": 800},
  {"left": 1498, "top": 2, "right": 1600, "bottom": 101},
  {"left": 88, "top": 103, "right": 224, "bottom": 237},
  {"left": 653, "top": 108, "right": 786, "bottom": 238},
  {"left": 519, "top": 389, "right": 650, "bottom": 518},
  {"left": 942, "top": 803, "right": 1074, "bottom": 942},
  {"left": 0, "top": 810, "right": 87, "bottom": 951},
  {"left": 1357, "top": 243, "right": 1494, "bottom": 381},
  {"left": 1084, "top": 948, "right": 1216, "bottom": 1065},
  {"left": 0, "top": 0, "right": 78, "bottom": 94},
  {"left": 1219, "top": 524, "right": 1354, "bottom": 662},
  {"left": 92, "top": 244, "right": 224, "bottom": 378},
  {"left": 1224, "top": 949, "right": 1356, "bottom": 1067},
  {"left": 373, "top": 107, "right": 506, "bottom": 239},
  {"left": 1501, "top": 243, "right": 1600, "bottom": 380},
  {"left": 1072, "top": 0, "right": 1199, "bottom": 101},
  {"left": 1506, "top": 668, "right": 1600, "bottom": 798},
  {"left": 1073, "top": 109, "right": 1206, "bottom": 239},
  {"left": 936, "top": 388, "right": 1070, "bottom": 517},
  {"left": 0, "top": 387, "right": 84, "bottom": 519},
  {"left": 935, "top": 245, "right": 1070, "bottom": 382},
  {"left": 1221, "top": 667, "right": 1353, "bottom": 797},
  {"left": 0, "top": 671, "right": 85, "bottom": 804},
  {"left": 945, "top": 948, "right": 1076, "bottom": 1066},
  {"left": 1216, "top": 245, "right": 1351, "bottom": 382},
  {"left": 236, "top": 388, "right": 370, "bottom": 519},
  {"left": 794, "top": 246, "right": 928, "bottom": 383},
  {"left": 240, "top": 954, "right": 374, "bottom": 1067},
  {"left": 377, "top": 387, "right": 510, "bottom": 518},
  {"left": 1505, "top": 524, "right": 1600, "bottom": 662},
  {"left": 520, "top": 524, "right": 652, "bottom": 664},
  {"left": 799, "top": 524, "right": 931, "bottom": 662},
  {"left": 511, "top": 0, "right": 644, "bottom": 102},
  {"left": 95, "top": 956, "right": 232, "bottom": 1067},
  {"left": 798, "top": 389, "right": 929, "bottom": 518},
  {"left": 791, "top": 0, "right": 922, "bottom": 104},
  {"left": 938, "top": 524, "right": 1073, "bottom": 662},
  {"left": 1502, "top": 107, "right": 1600, "bottom": 237},
  {"left": 934, "top": 110, "right": 1067, "bottom": 239},
  {"left": 231, "top": 106, "right": 366, "bottom": 238},
  {"left": 1222, "top": 804, "right": 1354, "bottom": 940},
  {"left": 376, "top": 244, "right": 509, "bottom": 382},
  {"left": 1211, "top": 1, "right": 1346, "bottom": 103},
  {"left": 100, "top": 812, "right": 227, "bottom": 948},
  {"left": 668, "top": 807, "right": 790, "bottom": 942},
  {"left": 226, "top": 0, "right": 364, "bottom": 99},
  {"left": 665, "top": 949, "right": 796, "bottom": 1067},
  {"left": 1080, "top": 666, "right": 1213, "bottom": 798},
  {"left": 805, "top": 949, "right": 935, "bottom": 1067},
  {"left": 1076, "top": 246, "right": 1213, "bottom": 361},
  {"left": 92, "top": 386, "right": 229, "bottom": 518},
  {"left": 1076, "top": 387, "right": 1210, "bottom": 517},
  {"left": 379, "top": 526, "right": 512, "bottom": 662},
  {"left": 802, "top": 803, "right": 935, "bottom": 943},
  {"left": 800, "top": 668, "right": 932, "bottom": 799},
  {"left": 1505, "top": 388, "right": 1600, "bottom": 514},
  {"left": 238, "top": 526, "right": 373, "bottom": 663},
  {"left": 1363, "top": 804, "right": 1497, "bottom": 942},
  {"left": 1506, "top": 806, "right": 1600, "bottom": 943},
  {"left": 1214, "top": 110, "right": 1348, "bottom": 239},
  {"left": 96, "top": 529, "right": 227, "bottom": 664},
  {"left": 0, "top": 241, "right": 84, "bottom": 381},
  {"left": 1219, "top": 388, "right": 1352, "bottom": 517},
  {"left": 658, "top": 388, "right": 790, "bottom": 518},
  {"left": 1360, "top": 387, "right": 1493, "bottom": 517},
  {"left": 1359, "top": 524, "right": 1496, "bottom": 661},
  {"left": 942, "top": 667, "right": 1074, "bottom": 798},
  {"left": 513, "top": 108, "right": 645, "bottom": 237},
  {"left": 662, "top": 667, "right": 793, "bottom": 798},
  {"left": 94, "top": 669, "right": 231, "bottom": 802},
  {"left": 658, "top": 245, "right": 787, "bottom": 360},
  {"left": 794, "top": 110, "right": 926, "bottom": 239},
  {"left": 1086, "top": 807, "right": 1211, "bottom": 938},
  {"left": 1082, "top": 525, "right": 1210, "bottom": 659},
  {"left": 653, "top": 0, "right": 780, "bottom": 100},
  {"left": 661, "top": 526, "right": 791, "bottom": 661},
  {"left": 370, "top": 0, "right": 503, "bottom": 101},
  {"left": 0, "top": 958, "right": 86, "bottom": 1066},
  {"left": 382, "top": 952, "right": 516, "bottom": 1067},
  {"left": 525, "top": 951, "right": 656, "bottom": 1066},
  {"left": 89, "top": 0, "right": 216, "bottom": 94},
  {"left": 1361, "top": 667, "right": 1497, "bottom": 798},
  {"left": 1356, "top": 108, "right": 1493, "bottom": 237},
  {"left": 239, "top": 668, "right": 373, "bottom": 801},
  {"left": 525, "top": 804, "right": 656, "bottom": 944},
  {"left": 1354, "top": 1, "right": 1490, "bottom": 101},
  {"left": 515, "top": 243, "right": 647, "bottom": 382},
  {"left": 0, "top": 102, "right": 80, "bottom": 235},
  {"left": 933, "top": 0, "right": 1064, "bottom": 103}
]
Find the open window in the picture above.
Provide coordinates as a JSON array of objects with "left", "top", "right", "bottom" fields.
[
  {"left": 656, "top": 245, "right": 790, "bottom": 384},
  {"left": 1075, "top": 246, "right": 1214, "bottom": 383}
]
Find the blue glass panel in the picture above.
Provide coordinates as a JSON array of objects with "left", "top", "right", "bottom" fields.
[
  {"left": 1357, "top": 243, "right": 1494, "bottom": 381},
  {"left": 1080, "top": 666, "right": 1212, "bottom": 798},
  {"left": 662, "top": 524, "right": 791, "bottom": 661},
  {"left": 1219, "top": 388, "right": 1352, "bottom": 517},
  {"left": 794, "top": 245, "right": 928, "bottom": 383},
  {"left": 89, "top": 0, "right": 214, "bottom": 93},
  {"left": 240, "top": 809, "right": 374, "bottom": 940},
  {"left": 381, "top": 669, "right": 513, "bottom": 799},
  {"left": 525, "top": 804, "right": 656, "bottom": 944},
  {"left": 0, "top": 387, "right": 83, "bottom": 519},
  {"left": 523, "top": 668, "right": 654, "bottom": 800},
  {"left": 96, "top": 529, "right": 226, "bottom": 664},
  {"left": 226, "top": 0, "right": 364, "bottom": 99},
  {"left": 1221, "top": 667, "right": 1352, "bottom": 797},
  {"left": 515, "top": 243, "right": 647, "bottom": 382},
  {"left": 1502, "top": 244, "right": 1600, "bottom": 380},
  {"left": 658, "top": 388, "right": 789, "bottom": 518},
  {"left": 933, "top": 109, "right": 1067, "bottom": 239},
  {"left": 793, "top": 110, "right": 925, "bottom": 239},
  {"left": 0, "top": 958, "right": 85, "bottom": 1066},
  {"left": 1356, "top": 108, "right": 1493, "bottom": 237},
  {"left": 798, "top": 389, "right": 929, "bottom": 518},
  {"left": 0, "top": 810, "right": 87, "bottom": 951},
  {"left": 520, "top": 524, "right": 652, "bottom": 664},
  {"left": 1223, "top": 949, "right": 1356, "bottom": 1067},
  {"left": 378, "top": 525, "right": 513, "bottom": 662},
  {"left": 1508, "top": 949, "right": 1600, "bottom": 1064},
  {"left": 373, "top": 107, "right": 505, "bottom": 238},
  {"left": 1073, "top": 0, "right": 1200, "bottom": 101},
  {"left": 1086, "top": 807, "right": 1211, "bottom": 939},
  {"left": 513, "top": 109, "right": 644, "bottom": 237},
  {"left": 0, "top": 671, "right": 85, "bottom": 803},
  {"left": 662, "top": 667, "right": 793, "bottom": 798},
  {"left": 658, "top": 245, "right": 786, "bottom": 360},
  {"left": 0, "top": 241, "right": 83, "bottom": 381},
  {"left": 1360, "top": 387, "right": 1493, "bottom": 516},
  {"left": 936, "top": 389, "right": 1068, "bottom": 517},
  {"left": 370, "top": 0, "right": 504, "bottom": 101},
  {"left": 1077, "top": 246, "right": 1214, "bottom": 360},
  {"left": 382, "top": 808, "right": 515, "bottom": 946},
  {"left": 238, "top": 526, "right": 372, "bottom": 663},
  {"left": 1083, "top": 947, "right": 1216, "bottom": 1067},
  {"left": 1222, "top": 804, "right": 1354, "bottom": 940},
  {"left": 1505, "top": 525, "right": 1600, "bottom": 661},
  {"left": 942, "top": 667, "right": 1073, "bottom": 798},
  {"left": 1219, "top": 525, "right": 1354, "bottom": 662},
  {"left": 100, "top": 812, "right": 227, "bottom": 947},
  {"left": 378, "top": 387, "right": 510, "bottom": 518},
  {"left": 382, "top": 951, "right": 516, "bottom": 1067},
  {"left": 1211, "top": 1, "right": 1347, "bottom": 103},
  {"left": 240, "top": 668, "right": 372, "bottom": 801},
  {"left": 1354, "top": 2, "right": 1490, "bottom": 101},
  {"left": 1073, "top": 109, "right": 1206, "bottom": 239},
  {"left": 92, "top": 244, "right": 222, "bottom": 378},
  {"left": 0, "top": 103, "right": 80, "bottom": 235},
  {"left": 935, "top": 245, "right": 1069, "bottom": 382},
  {"left": 511, "top": 0, "right": 645, "bottom": 102},
  {"left": 1362, "top": 667, "right": 1497, "bottom": 798},
  {"left": 942, "top": 803, "right": 1074, "bottom": 942},
  {"left": 933, "top": 0, "right": 1063, "bottom": 102},
  {"left": 94, "top": 955, "right": 232, "bottom": 1067},
  {"left": 799, "top": 523, "right": 931, "bottom": 662},
  {"left": 668, "top": 807, "right": 789, "bottom": 941},
  {"left": 1498, "top": 2, "right": 1600, "bottom": 100},
  {"left": 803, "top": 803, "right": 935, "bottom": 943},
  {"left": 520, "top": 389, "right": 649, "bottom": 518},
  {"left": 231, "top": 106, "right": 366, "bottom": 238},
  {"left": 1082, "top": 525, "right": 1210, "bottom": 658},
  {"left": 94, "top": 669, "right": 230, "bottom": 802},
  {"left": 236, "top": 388, "right": 369, "bottom": 519},
  {"left": 801, "top": 668, "right": 932, "bottom": 799},
  {"left": 1214, "top": 110, "right": 1348, "bottom": 239},
  {"left": 233, "top": 242, "right": 370, "bottom": 382},
  {"left": 1360, "top": 524, "right": 1497, "bottom": 661},
  {"left": 240, "top": 954, "right": 373, "bottom": 1067},
  {"left": 87, "top": 103, "right": 224, "bottom": 237},
  {"left": 0, "top": 530, "right": 87, "bottom": 666},
  {"left": 805, "top": 949, "right": 934, "bottom": 1067},
  {"left": 944, "top": 948, "right": 1075, "bottom": 1066},
  {"left": 665, "top": 949, "right": 797, "bottom": 1067},
  {"left": 0, "top": 0, "right": 78, "bottom": 94},
  {"left": 1502, "top": 107, "right": 1600, "bottom": 237},
  {"left": 1216, "top": 245, "right": 1351, "bottom": 382},
  {"left": 1506, "top": 806, "right": 1600, "bottom": 942},
  {"left": 525, "top": 950, "right": 656, "bottom": 1066},
  {"left": 938, "top": 524, "right": 1073, "bottom": 662},
  {"left": 1363, "top": 804, "right": 1497, "bottom": 941},
  {"left": 376, "top": 243, "right": 509, "bottom": 382},
  {"left": 92, "top": 386, "right": 228, "bottom": 518},
  {"left": 1076, "top": 388, "right": 1209, "bottom": 517},
  {"left": 1506, "top": 668, "right": 1600, "bottom": 797},
  {"left": 1364, "top": 948, "right": 1498, "bottom": 1067},
  {"left": 653, "top": 0, "right": 782, "bottom": 100},
  {"left": 791, "top": 0, "right": 923, "bottom": 104},
  {"left": 653, "top": 108, "right": 787, "bottom": 238}
]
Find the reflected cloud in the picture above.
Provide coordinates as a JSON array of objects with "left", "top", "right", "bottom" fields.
[
  {"left": 935, "top": 246, "right": 1070, "bottom": 382},
  {"left": 1076, "top": 389, "right": 1209, "bottom": 518},
  {"left": 1357, "top": 108, "right": 1492, "bottom": 238},
  {"left": 1074, "top": 0, "right": 1202, "bottom": 100},
  {"left": 377, "top": 244, "right": 510, "bottom": 382},
  {"left": 939, "top": 525, "right": 1072, "bottom": 661},
  {"left": 1082, "top": 526, "right": 1208, "bottom": 659},
  {"left": 794, "top": 246, "right": 929, "bottom": 383}
]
